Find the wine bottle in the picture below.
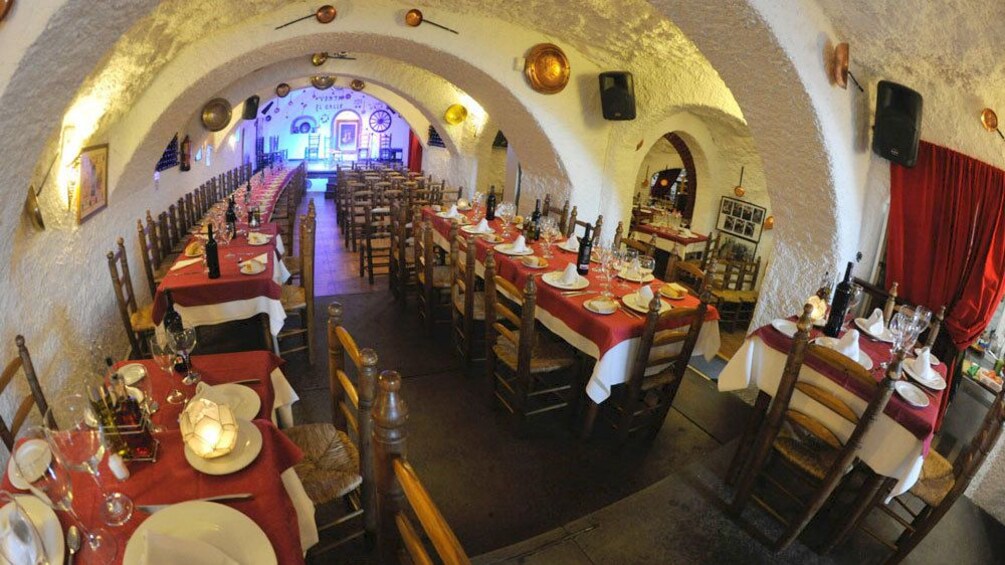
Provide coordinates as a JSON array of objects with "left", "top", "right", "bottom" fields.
[
  {"left": 163, "top": 290, "right": 184, "bottom": 334},
  {"left": 816, "top": 270, "right": 832, "bottom": 301},
  {"left": 823, "top": 261, "right": 854, "bottom": 337},
  {"left": 205, "top": 223, "right": 221, "bottom": 279},
  {"left": 225, "top": 196, "right": 238, "bottom": 239},
  {"left": 485, "top": 186, "right": 497, "bottom": 221},
  {"left": 530, "top": 198, "right": 542, "bottom": 241},
  {"left": 577, "top": 224, "right": 593, "bottom": 275}
]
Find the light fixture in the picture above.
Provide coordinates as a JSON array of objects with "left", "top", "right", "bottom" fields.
[
  {"left": 764, "top": 215, "right": 775, "bottom": 230},
  {"left": 444, "top": 104, "right": 468, "bottom": 125},
  {"left": 275, "top": 4, "right": 337, "bottom": 30},
  {"left": 733, "top": 166, "right": 745, "bottom": 198},
  {"left": 404, "top": 8, "right": 458, "bottom": 34},
  {"left": 180, "top": 399, "right": 239, "bottom": 459},
  {"left": 981, "top": 108, "right": 1005, "bottom": 139},
  {"left": 828, "top": 42, "right": 864, "bottom": 92}
]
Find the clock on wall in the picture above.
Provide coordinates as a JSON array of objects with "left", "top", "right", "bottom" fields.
[{"left": 369, "top": 110, "right": 392, "bottom": 132}]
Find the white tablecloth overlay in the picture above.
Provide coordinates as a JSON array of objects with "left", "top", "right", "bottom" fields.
[
  {"left": 718, "top": 335, "right": 925, "bottom": 496},
  {"left": 270, "top": 366, "right": 298, "bottom": 428},
  {"left": 282, "top": 467, "right": 320, "bottom": 554},
  {"left": 432, "top": 230, "right": 721, "bottom": 404},
  {"left": 635, "top": 229, "right": 706, "bottom": 259}
]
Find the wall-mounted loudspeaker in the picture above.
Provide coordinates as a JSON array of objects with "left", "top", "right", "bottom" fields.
[
  {"left": 599, "top": 71, "right": 636, "bottom": 121},
  {"left": 872, "top": 80, "right": 922, "bottom": 167},
  {"left": 242, "top": 95, "right": 260, "bottom": 120}
]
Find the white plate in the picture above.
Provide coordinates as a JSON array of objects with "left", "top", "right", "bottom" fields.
[
  {"left": 617, "top": 270, "right": 656, "bottom": 283},
  {"left": 461, "top": 225, "right": 494, "bottom": 234},
  {"left": 584, "top": 298, "right": 617, "bottom": 315},
  {"left": 184, "top": 420, "right": 263, "bottom": 476},
  {"left": 913, "top": 348, "right": 941, "bottom": 366},
  {"left": 240, "top": 260, "right": 267, "bottom": 275},
  {"left": 854, "top": 318, "right": 895, "bottom": 343},
  {"left": 894, "top": 381, "right": 930, "bottom": 408},
  {"left": 557, "top": 241, "right": 579, "bottom": 253},
  {"left": 520, "top": 256, "right": 548, "bottom": 270},
  {"left": 623, "top": 292, "right": 671, "bottom": 314},
  {"left": 478, "top": 234, "right": 504, "bottom": 243},
  {"left": 0, "top": 495, "right": 64, "bottom": 565},
  {"left": 247, "top": 234, "right": 272, "bottom": 246},
  {"left": 123, "top": 501, "right": 276, "bottom": 565},
  {"left": 184, "top": 246, "right": 204, "bottom": 258},
  {"left": 903, "top": 362, "right": 947, "bottom": 391},
  {"left": 494, "top": 243, "right": 534, "bottom": 256},
  {"left": 542, "top": 271, "right": 589, "bottom": 290},
  {"left": 659, "top": 286, "right": 688, "bottom": 300},
  {"left": 811, "top": 337, "right": 874, "bottom": 370},
  {"left": 119, "top": 363, "right": 147, "bottom": 385},
  {"left": 771, "top": 319, "right": 798, "bottom": 338},
  {"left": 192, "top": 384, "right": 262, "bottom": 421},
  {"left": 436, "top": 213, "right": 469, "bottom": 223}
]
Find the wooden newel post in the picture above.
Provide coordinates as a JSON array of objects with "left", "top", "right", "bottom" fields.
[
  {"left": 358, "top": 347, "right": 380, "bottom": 543},
  {"left": 327, "top": 302, "right": 347, "bottom": 430},
  {"left": 884, "top": 282, "right": 899, "bottom": 325},
  {"left": 373, "top": 370, "right": 409, "bottom": 563}
]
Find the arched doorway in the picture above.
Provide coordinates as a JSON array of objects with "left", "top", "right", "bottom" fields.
[{"left": 635, "top": 132, "right": 698, "bottom": 224}]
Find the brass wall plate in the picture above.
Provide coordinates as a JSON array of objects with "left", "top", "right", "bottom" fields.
[
  {"left": 350, "top": 79, "right": 365, "bottom": 91},
  {"left": 201, "top": 98, "right": 232, "bottom": 132},
  {"left": 444, "top": 104, "right": 468, "bottom": 125},
  {"left": 26, "top": 185, "right": 45, "bottom": 230},
  {"left": 276, "top": 83, "right": 291, "bottom": 98},
  {"left": 0, "top": 0, "right": 13, "bottom": 22},
  {"left": 524, "top": 43, "right": 571, "bottom": 94},
  {"left": 831, "top": 42, "right": 850, "bottom": 88},
  {"left": 981, "top": 108, "right": 999, "bottom": 131},
  {"left": 311, "top": 75, "right": 335, "bottom": 90},
  {"left": 405, "top": 8, "right": 423, "bottom": 27},
  {"left": 311, "top": 52, "right": 327, "bottom": 66},
  {"left": 315, "top": 4, "right": 337, "bottom": 24}
]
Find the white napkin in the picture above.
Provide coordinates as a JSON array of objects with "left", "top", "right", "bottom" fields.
[
  {"left": 833, "top": 329, "right": 861, "bottom": 361},
  {"left": 140, "top": 530, "right": 239, "bottom": 565},
  {"left": 171, "top": 258, "right": 202, "bottom": 271},
  {"left": 240, "top": 253, "right": 268, "bottom": 267},
  {"left": 457, "top": 198, "right": 469, "bottom": 208},
  {"left": 679, "top": 228, "right": 694, "bottom": 238},
  {"left": 563, "top": 237, "right": 579, "bottom": 252},
  {"left": 560, "top": 263, "right": 579, "bottom": 285},
  {"left": 638, "top": 285, "right": 655, "bottom": 307},
  {"left": 444, "top": 204, "right": 458, "bottom": 218},
  {"left": 914, "top": 347, "right": 933, "bottom": 378},
  {"left": 511, "top": 235, "right": 528, "bottom": 253},
  {"left": 474, "top": 219, "right": 490, "bottom": 233},
  {"left": 1, "top": 510, "right": 43, "bottom": 565},
  {"left": 864, "top": 308, "right": 885, "bottom": 335}
]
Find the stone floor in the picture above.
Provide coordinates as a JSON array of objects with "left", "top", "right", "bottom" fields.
[{"left": 274, "top": 188, "right": 1005, "bottom": 564}]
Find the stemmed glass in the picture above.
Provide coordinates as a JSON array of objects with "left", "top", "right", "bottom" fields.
[
  {"left": 45, "top": 394, "right": 134, "bottom": 527},
  {"left": 471, "top": 191, "right": 485, "bottom": 222},
  {"left": 497, "top": 202, "right": 516, "bottom": 237},
  {"left": 595, "top": 244, "right": 615, "bottom": 298},
  {"left": 638, "top": 255, "right": 656, "bottom": 294},
  {"left": 149, "top": 335, "right": 185, "bottom": 405},
  {"left": 620, "top": 248, "right": 639, "bottom": 291},
  {"left": 0, "top": 491, "right": 49, "bottom": 564},
  {"left": 167, "top": 326, "right": 201, "bottom": 386},
  {"left": 842, "top": 283, "right": 864, "bottom": 331},
  {"left": 539, "top": 217, "right": 560, "bottom": 258},
  {"left": 13, "top": 427, "right": 116, "bottom": 564}
]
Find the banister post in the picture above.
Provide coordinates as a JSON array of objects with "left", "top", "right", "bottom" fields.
[{"left": 373, "top": 370, "right": 409, "bottom": 563}]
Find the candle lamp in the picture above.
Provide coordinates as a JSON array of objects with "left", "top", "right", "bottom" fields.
[{"left": 180, "top": 399, "right": 238, "bottom": 459}]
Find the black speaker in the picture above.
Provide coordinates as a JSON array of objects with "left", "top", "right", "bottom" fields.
[
  {"left": 872, "top": 80, "right": 922, "bottom": 167},
  {"left": 599, "top": 71, "right": 636, "bottom": 121},
  {"left": 242, "top": 95, "right": 260, "bottom": 120}
]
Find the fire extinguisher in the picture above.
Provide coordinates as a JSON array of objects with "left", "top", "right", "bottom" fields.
[{"left": 180, "top": 135, "right": 191, "bottom": 172}]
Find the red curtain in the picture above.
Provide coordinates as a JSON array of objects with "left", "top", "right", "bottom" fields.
[
  {"left": 407, "top": 130, "right": 423, "bottom": 174},
  {"left": 886, "top": 141, "right": 1005, "bottom": 422}
]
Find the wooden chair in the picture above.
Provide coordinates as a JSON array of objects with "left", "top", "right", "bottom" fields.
[
  {"left": 175, "top": 197, "right": 191, "bottom": 241},
  {"left": 621, "top": 229, "right": 658, "bottom": 258},
  {"left": 484, "top": 251, "right": 579, "bottom": 434},
  {"left": 167, "top": 204, "right": 182, "bottom": 251},
  {"left": 107, "top": 237, "right": 154, "bottom": 359},
  {"left": 450, "top": 232, "right": 485, "bottom": 368},
  {"left": 282, "top": 200, "right": 316, "bottom": 285},
  {"left": 184, "top": 193, "right": 198, "bottom": 228},
  {"left": 665, "top": 257, "right": 709, "bottom": 296},
  {"left": 156, "top": 212, "right": 177, "bottom": 264},
  {"left": 853, "top": 278, "right": 901, "bottom": 327},
  {"left": 1, "top": 336, "right": 50, "bottom": 452},
  {"left": 566, "top": 206, "right": 603, "bottom": 244},
  {"left": 388, "top": 200, "right": 416, "bottom": 302},
  {"left": 136, "top": 216, "right": 166, "bottom": 298},
  {"left": 711, "top": 257, "right": 761, "bottom": 332},
  {"left": 542, "top": 194, "right": 570, "bottom": 234},
  {"left": 729, "top": 304, "right": 905, "bottom": 551},
  {"left": 698, "top": 231, "right": 721, "bottom": 271},
  {"left": 373, "top": 370, "right": 471, "bottom": 564},
  {"left": 360, "top": 201, "right": 393, "bottom": 285},
  {"left": 415, "top": 221, "right": 454, "bottom": 331},
  {"left": 278, "top": 216, "right": 316, "bottom": 364}
]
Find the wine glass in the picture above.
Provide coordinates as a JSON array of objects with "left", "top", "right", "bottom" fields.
[
  {"left": 842, "top": 283, "right": 864, "bottom": 331},
  {"left": 595, "top": 244, "right": 615, "bottom": 298},
  {"left": 13, "top": 427, "right": 116, "bottom": 564},
  {"left": 167, "top": 327, "right": 201, "bottom": 386},
  {"left": 497, "top": 202, "right": 516, "bottom": 237},
  {"left": 45, "top": 394, "right": 134, "bottom": 527},
  {"left": 149, "top": 335, "right": 185, "bottom": 405},
  {"left": 0, "top": 490, "right": 49, "bottom": 564},
  {"left": 471, "top": 191, "right": 485, "bottom": 222},
  {"left": 539, "top": 217, "right": 560, "bottom": 258},
  {"left": 638, "top": 255, "right": 656, "bottom": 294}
]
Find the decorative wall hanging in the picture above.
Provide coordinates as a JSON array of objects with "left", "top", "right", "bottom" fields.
[
  {"left": 179, "top": 135, "right": 191, "bottom": 172},
  {"left": 369, "top": 109, "right": 392, "bottom": 132},
  {"left": 733, "top": 166, "right": 745, "bottom": 197},
  {"left": 25, "top": 186, "right": 44, "bottom": 230},
  {"left": 311, "top": 53, "right": 327, "bottom": 66},
  {"left": 981, "top": 108, "right": 1005, "bottom": 140},
  {"left": 275, "top": 4, "right": 336, "bottom": 30},
  {"left": 311, "top": 75, "right": 335, "bottom": 90},
  {"left": 404, "top": 8, "right": 459, "bottom": 34},
  {"left": 275, "top": 83, "right": 291, "bottom": 97},
  {"left": 524, "top": 43, "right": 570, "bottom": 94},
  {"left": 428, "top": 125, "right": 445, "bottom": 148},
  {"left": 201, "top": 98, "right": 232, "bottom": 132},
  {"left": 312, "top": 51, "right": 356, "bottom": 65},
  {"left": 764, "top": 215, "right": 775, "bottom": 230},
  {"left": 828, "top": 42, "right": 864, "bottom": 92},
  {"left": 717, "top": 196, "right": 766, "bottom": 244},
  {"left": 350, "top": 79, "right": 366, "bottom": 91},
  {"left": 493, "top": 130, "right": 508, "bottom": 148},
  {"left": 0, "top": 0, "right": 13, "bottom": 23},
  {"left": 443, "top": 104, "right": 467, "bottom": 125},
  {"left": 155, "top": 134, "right": 180, "bottom": 172},
  {"left": 77, "top": 144, "right": 108, "bottom": 224},
  {"left": 291, "top": 116, "right": 318, "bottom": 134}
]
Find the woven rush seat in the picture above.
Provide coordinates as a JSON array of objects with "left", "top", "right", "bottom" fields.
[
  {"left": 773, "top": 416, "right": 841, "bottom": 481},
  {"left": 418, "top": 264, "right": 451, "bottom": 288},
  {"left": 282, "top": 255, "right": 301, "bottom": 276},
  {"left": 281, "top": 284, "right": 307, "bottom": 310},
  {"left": 284, "top": 423, "right": 362, "bottom": 505},
  {"left": 452, "top": 291, "right": 485, "bottom": 320},
  {"left": 910, "top": 451, "right": 955, "bottom": 507},
  {"left": 129, "top": 303, "right": 155, "bottom": 332},
  {"left": 493, "top": 331, "right": 575, "bottom": 373}
]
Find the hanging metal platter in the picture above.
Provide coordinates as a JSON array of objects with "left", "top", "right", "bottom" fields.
[
  {"left": 311, "top": 75, "right": 335, "bottom": 90},
  {"left": 0, "top": 0, "right": 13, "bottom": 22},
  {"left": 201, "top": 98, "right": 232, "bottom": 132},
  {"left": 275, "top": 83, "right": 291, "bottom": 98},
  {"left": 524, "top": 43, "right": 570, "bottom": 94},
  {"left": 981, "top": 108, "right": 999, "bottom": 131}
]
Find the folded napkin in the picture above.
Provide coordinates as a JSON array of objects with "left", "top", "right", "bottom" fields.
[
  {"left": 457, "top": 198, "right": 469, "bottom": 208},
  {"left": 913, "top": 347, "right": 933, "bottom": 378},
  {"left": 560, "top": 263, "right": 579, "bottom": 285},
  {"left": 443, "top": 204, "right": 458, "bottom": 218},
  {"left": 833, "top": 329, "right": 861, "bottom": 361},
  {"left": 171, "top": 258, "right": 202, "bottom": 271},
  {"left": 864, "top": 308, "right": 885, "bottom": 335},
  {"left": 141, "top": 530, "right": 238, "bottom": 565},
  {"left": 511, "top": 235, "right": 528, "bottom": 253},
  {"left": 193, "top": 382, "right": 245, "bottom": 415},
  {"left": 474, "top": 218, "right": 490, "bottom": 233},
  {"left": 679, "top": 228, "right": 694, "bottom": 238},
  {"left": 563, "top": 237, "right": 579, "bottom": 252},
  {"left": 240, "top": 254, "right": 268, "bottom": 270},
  {"left": 1, "top": 508, "right": 44, "bottom": 565},
  {"left": 638, "top": 285, "right": 656, "bottom": 307}
]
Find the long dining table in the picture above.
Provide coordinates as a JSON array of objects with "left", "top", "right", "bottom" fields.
[
  {"left": 422, "top": 207, "right": 721, "bottom": 408},
  {"left": 718, "top": 319, "right": 947, "bottom": 496}
]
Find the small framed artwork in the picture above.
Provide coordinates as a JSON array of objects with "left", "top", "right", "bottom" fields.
[
  {"left": 721, "top": 200, "right": 733, "bottom": 215},
  {"left": 336, "top": 121, "right": 359, "bottom": 151},
  {"left": 743, "top": 221, "right": 754, "bottom": 238},
  {"left": 752, "top": 208, "right": 764, "bottom": 224},
  {"left": 77, "top": 144, "right": 108, "bottom": 223},
  {"left": 742, "top": 205, "right": 753, "bottom": 221},
  {"left": 716, "top": 196, "right": 767, "bottom": 244},
  {"left": 724, "top": 217, "right": 735, "bottom": 232}
]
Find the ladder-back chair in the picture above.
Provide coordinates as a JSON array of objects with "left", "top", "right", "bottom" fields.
[
  {"left": 0, "top": 336, "right": 50, "bottom": 452},
  {"left": 450, "top": 232, "right": 485, "bottom": 368},
  {"left": 107, "top": 237, "right": 154, "bottom": 358},
  {"left": 279, "top": 216, "right": 316, "bottom": 364}
]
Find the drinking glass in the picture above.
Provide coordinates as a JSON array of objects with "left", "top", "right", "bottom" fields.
[
  {"left": 497, "top": 202, "right": 516, "bottom": 237},
  {"left": 0, "top": 490, "right": 49, "bottom": 564},
  {"left": 889, "top": 311, "right": 916, "bottom": 354},
  {"left": 620, "top": 248, "right": 639, "bottom": 291},
  {"left": 842, "top": 283, "right": 864, "bottom": 330},
  {"left": 45, "top": 394, "right": 134, "bottom": 527},
  {"left": 149, "top": 335, "right": 185, "bottom": 405},
  {"left": 539, "top": 217, "right": 560, "bottom": 258},
  {"left": 638, "top": 255, "right": 656, "bottom": 294},
  {"left": 13, "top": 427, "right": 116, "bottom": 564},
  {"left": 471, "top": 191, "right": 485, "bottom": 222},
  {"left": 167, "top": 327, "right": 200, "bottom": 386},
  {"left": 595, "top": 245, "right": 614, "bottom": 298}
]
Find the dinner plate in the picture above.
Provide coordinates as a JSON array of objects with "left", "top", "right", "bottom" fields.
[
  {"left": 494, "top": 243, "right": 534, "bottom": 256},
  {"left": 119, "top": 363, "right": 147, "bottom": 385},
  {"left": 894, "top": 381, "right": 930, "bottom": 408},
  {"left": 6, "top": 438, "right": 53, "bottom": 491},
  {"left": 913, "top": 348, "right": 941, "bottom": 366},
  {"left": 557, "top": 241, "right": 579, "bottom": 253},
  {"left": 584, "top": 298, "right": 617, "bottom": 315},
  {"left": 436, "top": 213, "right": 469, "bottom": 224},
  {"left": 854, "top": 318, "right": 895, "bottom": 342},
  {"left": 810, "top": 337, "right": 874, "bottom": 370},
  {"left": 461, "top": 225, "right": 494, "bottom": 234},
  {"left": 184, "top": 420, "right": 263, "bottom": 475},
  {"left": 520, "top": 256, "right": 548, "bottom": 270},
  {"left": 618, "top": 270, "right": 656, "bottom": 283},
  {"left": 479, "top": 233, "right": 504, "bottom": 243},
  {"left": 192, "top": 384, "right": 262, "bottom": 421},
  {"left": 623, "top": 292, "right": 672, "bottom": 314},
  {"left": 903, "top": 362, "right": 947, "bottom": 391},
  {"left": 240, "top": 260, "right": 267, "bottom": 275},
  {"left": 0, "top": 495, "right": 64, "bottom": 565},
  {"left": 659, "top": 285, "right": 688, "bottom": 300},
  {"left": 122, "top": 501, "right": 276, "bottom": 565},
  {"left": 542, "top": 271, "right": 589, "bottom": 290},
  {"left": 247, "top": 233, "right": 272, "bottom": 246},
  {"left": 771, "top": 319, "right": 798, "bottom": 338},
  {"left": 184, "top": 246, "right": 204, "bottom": 258}
]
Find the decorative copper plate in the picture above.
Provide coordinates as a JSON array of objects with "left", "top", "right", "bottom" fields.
[
  {"left": 311, "top": 52, "right": 327, "bottom": 66},
  {"left": 201, "top": 98, "right": 232, "bottom": 132},
  {"left": 405, "top": 8, "right": 423, "bottom": 27},
  {"left": 832, "top": 42, "right": 850, "bottom": 89},
  {"left": 444, "top": 104, "right": 467, "bottom": 125},
  {"left": 275, "top": 83, "right": 291, "bottom": 98},
  {"left": 350, "top": 79, "right": 366, "bottom": 91},
  {"left": 524, "top": 43, "right": 570, "bottom": 94},
  {"left": 311, "top": 75, "right": 335, "bottom": 90},
  {"left": 981, "top": 108, "right": 999, "bottom": 131},
  {"left": 0, "top": 0, "right": 13, "bottom": 23},
  {"left": 315, "top": 4, "right": 337, "bottom": 24}
]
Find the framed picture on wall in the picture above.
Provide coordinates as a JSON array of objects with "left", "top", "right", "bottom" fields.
[
  {"left": 336, "top": 121, "right": 359, "bottom": 151},
  {"left": 77, "top": 144, "right": 108, "bottom": 223},
  {"left": 716, "top": 196, "right": 766, "bottom": 244},
  {"left": 721, "top": 200, "right": 733, "bottom": 215}
]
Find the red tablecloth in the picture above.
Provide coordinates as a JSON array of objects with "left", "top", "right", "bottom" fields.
[
  {"left": 754, "top": 322, "right": 944, "bottom": 449},
  {"left": 3, "top": 420, "right": 305, "bottom": 565},
  {"left": 634, "top": 223, "right": 709, "bottom": 245},
  {"left": 423, "top": 208, "right": 719, "bottom": 359},
  {"left": 113, "top": 351, "right": 283, "bottom": 427}
]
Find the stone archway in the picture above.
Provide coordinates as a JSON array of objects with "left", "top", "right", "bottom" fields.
[{"left": 662, "top": 132, "right": 699, "bottom": 221}]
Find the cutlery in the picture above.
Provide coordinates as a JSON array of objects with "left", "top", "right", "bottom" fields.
[
  {"left": 66, "top": 526, "right": 80, "bottom": 565},
  {"left": 618, "top": 300, "right": 642, "bottom": 319},
  {"left": 138, "top": 493, "right": 254, "bottom": 514},
  {"left": 228, "top": 378, "right": 262, "bottom": 385},
  {"left": 561, "top": 291, "right": 593, "bottom": 298}
]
